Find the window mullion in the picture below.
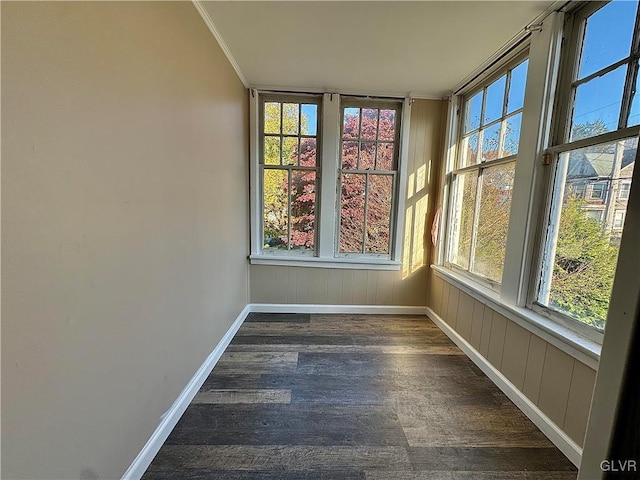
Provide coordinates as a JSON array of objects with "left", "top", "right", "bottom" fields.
[
  {"left": 317, "top": 93, "right": 340, "bottom": 258},
  {"left": 287, "top": 170, "right": 292, "bottom": 251},
  {"left": 619, "top": 59, "right": 639, "bottom": 128},
  {"left": 362, "top": 173, "right": 369, "bottom": 254},
  {"left": 501, "top": 11, "right": 564, "bottom": 306}
]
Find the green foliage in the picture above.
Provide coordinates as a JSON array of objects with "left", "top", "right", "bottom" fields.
[
  {"left": 550, "top": 195, "right": 620, "bottom": 330},
  {"left": 473, "top": 164, "right": 515, "bottom": 282},
  {"left": 263, "top": 102, "right": 316, "bottom": 248}
]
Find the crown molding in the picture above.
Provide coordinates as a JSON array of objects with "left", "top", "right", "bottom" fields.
[{"left": 192, "top": 1, "right": 249, "bottom": 88}]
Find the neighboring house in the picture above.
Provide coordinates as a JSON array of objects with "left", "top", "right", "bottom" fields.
[{"left": 567, "top": 144, "right": 635, "bottom": 239}]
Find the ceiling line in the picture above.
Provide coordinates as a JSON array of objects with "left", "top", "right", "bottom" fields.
[
  {"left": 251, "top": 84, "right": 443, "bottom": 101},
  {"left": 192, "top": 1, "right": 249, "bottom": 88}
]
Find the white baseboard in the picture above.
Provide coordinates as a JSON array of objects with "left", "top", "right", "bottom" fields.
[
  {"left": 121, "top": 305, "right": 251, "bottom": 480},
  {"left": 249, "top": 303, "right": 428, "bottom": 315},
  {"left": 124, "top": 303, "right": 577, "bottom": 479},
  {"left": 426, "top": 307, "right": 582, "bottom": 467}
]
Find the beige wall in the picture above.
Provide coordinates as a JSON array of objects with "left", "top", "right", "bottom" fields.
[
  {"left": 428, "top": 274, "right": 596, "bottom": 448},
  {"left": 250, "top": 99, "right": 444, "bottom": 306},
  {"left": 2, "top": 3, "right": 248, "bottom": 479}
]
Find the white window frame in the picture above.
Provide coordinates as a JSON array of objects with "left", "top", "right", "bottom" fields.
[
  {"left": 258, "top": 93, "right": 323, "bottom": 257},
  {"left": 531, "top": 1, "right": 640, "bottom": 341},
  {"left": 437, "top": 7, "right": 605, "bottom": 361},
  {"left": 336, "top": 98, "right": 403, "bottom": 259},
  {"left": 445, "top": 49, "right": 529, "bottom": 291},
  {"left": 249, "top": 90, "right": 411, "bottom": 270},
  {"left": 589, "top": 181, "right": 607, "bottom": 200},
  {"left": 613, "top": 210, "right": 626, "bottom": 229},
  {"left": 619, "top": 180, "right": 631, "bottom": 199}
]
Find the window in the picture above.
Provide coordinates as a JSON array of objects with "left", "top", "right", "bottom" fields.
[
  {"left": 338, "top": 103, "right": 400, "bottom": 255},
  {"left": 613, "top": 210, "right": 626, "bottom": 229},
  {"left": 260, "top": 96, "right": 320, "bottom": 255},
  {"left": 251, "top": 92, "right": 406, "bottom": 267},
  {"left": 589, "top": 181, "right": 607, "bottom": 200},
  {"left": 585, "top": 210, "right": 603, "bottom": 222},
  {"left": 536, "top": 0, "right": 639, "bottom": 332},
  {"left": 447, "top": 56, "right": 528, "bottom": 285},
  {"left": 619, "top": 180, "right": 631, "bottom": 199}
]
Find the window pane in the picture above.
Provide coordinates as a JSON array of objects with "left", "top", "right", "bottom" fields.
[
  {"left": 300, "top": 138, "right": 317, "bottom": 167},
  {"left": 379, "top": 109, "right": 396, "bottom": 140},
  {"left": 301, "top": 104, "right": 318, "bottom": 135},
  {"left": 377, "top": 143, "right": 394, "bottom": 170},
  {"left": 449, "top": 172, "right": 478, "bottom": 269},
  {"left": 282, "top": 137, "right": 299, "bottom": 165},
  {"left": 290, "top": 170, "right": 316, "bottom": 250},
  {"left": 464, "top": 91, "right": 483, "bottom": 134},
  {"left": 263, "top": 169, "right": 288, "bottom": 250},
  {"left": 461, "top": 133, "right": 479, "bottom": 167},
  {"left": 264, "top": 102, "right": 281, "bottom": 134},
  {"left": 282, "top": 103, "right": 299, "bottom": 135},
  {"left": 342, "top": 141, "right": 358, "bottom": 169},
  {"left": 483, "top": 75, "right": 507, "bottom": 125},
  {"left": 507, "top": 60, "right": 528, "bottom": 114},
  {"left": 264, "top": 136, "right": 281, "bottom": 165},
  {"left": 471, "top": 162, "right": 516, "bottom": 282},
  {"left": 570, "top": 65, "right": 626, "bottom": 141},
  {"left": 503, "top": 113, "right": 523, "bottom": 157},
  {"left": 339, "top": 173, "right": 366, "bottom": 253},
  {"left": 539, "top": 137, "right": 637, "bottom": 330},
  {"left": 366, "top": 175, "right": 393, "bottom": 254},
  {"left": 360, "top": 142, "right": 376, "bottom": 170},
  {"left": 343, "top": 108, "right": 360, "bottom": 139},
  {"left": 482, "top": 122, "right": 501, "bottom": 162},
  {"left": 361, "top": 108, "right": 378, "bottom": 140},
  {"left": 578, "top": 0, "right": 637, "bottom": 79}
]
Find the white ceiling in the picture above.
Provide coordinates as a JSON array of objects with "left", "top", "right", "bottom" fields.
[{"left": 201, "top": 1, "right": 554, "bottom": 98}]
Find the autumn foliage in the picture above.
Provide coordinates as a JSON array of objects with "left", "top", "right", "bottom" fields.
[{"left": 264, "top": 103, "right": 398, "bottom": 254}]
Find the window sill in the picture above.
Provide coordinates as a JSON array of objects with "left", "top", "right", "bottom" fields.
[
  {"left": 249, "top": 254, "right": 402, "bottom": 271},
  {"left": 431, "top": 264, "right": 601, "bottom": 369}
]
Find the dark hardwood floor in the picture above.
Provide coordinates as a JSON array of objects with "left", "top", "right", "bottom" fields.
[{"left": 143, "top": 313, "right": 577, "bottom": 479}]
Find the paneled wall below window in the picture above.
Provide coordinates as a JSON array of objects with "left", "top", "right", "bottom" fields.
[{"left": 428, "top": 272, "right": 597, "bottom": 448}]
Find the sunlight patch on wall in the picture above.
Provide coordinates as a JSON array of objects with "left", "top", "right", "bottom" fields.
[
  {"left": 402, "top": 205, "right": 413, "bottom": 278},
  {"left": 412, "top": 194, "right": 429, "bottom": 272}
]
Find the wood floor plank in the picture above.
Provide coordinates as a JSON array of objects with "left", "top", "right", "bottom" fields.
[
  {"left": 407, "top": 447, "right": 576, "bottom": 471},
  {"left": 231, "top": 334, "right": 454, "bottom": 347},
  {"left": 239, "top": 317, "right": 442, "bottom": 336},
  {"left": 398, "top": 402, "right": 551, "bottom": 447},
  {"left": 226, "top": 344, "right": 464, "bottom": 355},
  {"left": 192, "top": 389, "right": 291, "bottom": 404},
  {"left": 149, "top": 445, "right": 413, "bottom": 471},
  {"left": 365, "top": 472, "right": 577, "bottom": 480},
  {"left": 213, "top": 352, "right": 298, "bottom": 374},
  {"left": 296, "top": 352, "right": 476, "bottom": 376},
  {"left": 256, "top": 373, "right": 505, "bottom": 406},
  {"left": 201, "top": 373, "right": 504, "bottom": 407},
  {"left": 144, "top": 314, "right": 577, "bottom": 478},
  {"left": 244, "top": 312, "right": 311, "bottom": 323},
  {"left": 165, "top": 404, "right": 409, "bottom": 447},
  {"left": 143, "top": 469, "right": 366, "bottom": 480}
]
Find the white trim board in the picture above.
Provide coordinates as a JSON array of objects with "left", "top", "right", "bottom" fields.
[
  {"left": 192, "top": 1, "right": 249, "bottom": 88},
  {"left": 121, "top": 305, "right": 251, "bottom": 480},
  {"left": 426, "top": 307, "right": 582, "bottom": 467},
  {"left": 250, "top": 304, "right": 428, "bottom": 315}
]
